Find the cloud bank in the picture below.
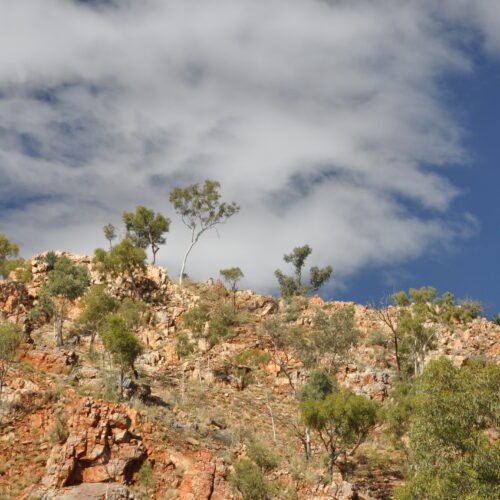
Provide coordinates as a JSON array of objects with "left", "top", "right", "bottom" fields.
[{"left": 0, "top": 0, "right": 497, "bottom": 293}]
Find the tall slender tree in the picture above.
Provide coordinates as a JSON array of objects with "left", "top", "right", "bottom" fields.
[
  {"left": 103, "top": 223, "right": 117, "bottom": 249},
  {"left": 169, "top": 180, "right": 239, "bottom": 285}
]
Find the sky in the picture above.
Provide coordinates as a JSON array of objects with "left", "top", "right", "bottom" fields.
[{"left": 0, "top": 0, "right": 498, "bottom": 316}]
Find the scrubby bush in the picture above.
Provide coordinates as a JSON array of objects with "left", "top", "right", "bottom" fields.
[
  {"left": 247, "top": 441, "right": 280, "bottom": 472},
  {"left": 0, "top": 321, "right": 22, "bottom": 398},
  {"left": 230, "top": 459, "right": 273, "bottom": 500}
]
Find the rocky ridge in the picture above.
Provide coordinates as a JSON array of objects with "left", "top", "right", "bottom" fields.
[{"left": 0, "top": 252, "right": 498, "bottom": 499}]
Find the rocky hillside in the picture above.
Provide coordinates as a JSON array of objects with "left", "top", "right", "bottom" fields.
[{"left": 0, "top": 252, "right": 498, "bottom": 500}]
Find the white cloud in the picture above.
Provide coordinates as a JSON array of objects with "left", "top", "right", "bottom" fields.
[{"left": 0, "top": 0, "right": 495, "bottom": 293}]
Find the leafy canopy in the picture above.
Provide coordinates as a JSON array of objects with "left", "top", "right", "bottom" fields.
[
  {"left": 94, "top": 239, "right": 147, "bottom": 297},
  {"left": 45, "top": 256, "right": 89, "bottom": 302},
  {"left": 0, "top": 321, "right": 22, "bottom": 396},
  {"left": 103, "top": 223, "right": 117, "bottom": 247},
  {"left": 275, "top": 245, "right": 332, "bottom": 297},
  {"left": 0, "top": 234, "right": 20, "bottom": 279},
  {"left": 301, "top": 389, "right": 379, "bottom": 475},
  {"left": 169, "top": 179, "right": 239, "bottom": 284},
  {"left": 395, "top": 358, "right": 500, "bottom": 500},
  {"left": 219, "top": 267, "right": 244, "bottom": 291},
  {"left": 122, "top": 206, "right": 170, "bottom": 264},
  {"left": 102, "top": 315, "right": 143, "bottom": 373}
]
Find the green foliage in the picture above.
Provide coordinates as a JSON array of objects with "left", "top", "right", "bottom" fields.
[
  {"left": 247, "top": 441, "right": 280, "bottom": 472},
  {"left": 0, "top": 233, "right": 20, "bottom": 279},
  {"left": 260, "top": 317, "right": 306, "bottom": 395},
  {"left": 169, "top": 179, "right": 239, "bottom": 284},
  {"left": 396, "top": 358, "right": 500, "bottom": 500},
  {"left": 94, "top": 238, "right": 147, "bottom": 295},
  {"left": 102, "top": 315, "right": 143, "bottom": 397},
  {"left": 102, "top": 315, "right": 143, "bottom": 370},
  {"left": 176, "top": 333, "right": 195, "bottom": 358},
  {"left": 0, "top": 321, "right": 22, "bottom": 397},
  {"left": 117, "top": 298, "right": 147, "bottom": 330},
  {"left": 122, "top": 206, "right": 171, "bottom": 264},
  {"left": 230, "top": 459, "right": 273, "bottom": 500},
  {"left": 50, "top": 412, "right": 69, "bottom": 443},
  {"left": 493, "top": 314, "right": 500, "bottom": 326},
  {"left": 182, "top": 302, "right": 210, "bottom": 337},
  {"left": 137, "top": 460, "right": 155, "bottom": 488},
  {"left": 220, "top": 267, "right": 244, "bottom": 288},
  {"left": 220, "top": 267, "right": 244, "bottom": 311},
  {"left": 298, "top": 369, "right": 338, "bottom": 402},
  {"left": 103, "top": 223, "right": 117, "bottom": 248},
  {"left": 45, "top": 256, "right": 89, "bottom": 302},
  {"left": 389, "top": 286, "right": 473, "bottom": 376},
  {"left": 1, "top": 258, "right": 32, "bottom": 283},
  {"left": 383, "top": 381, "right": 415, "bottom": 454},
  {"left": 41, "top": 255, "right": 89, "bottom": 346},
  {"left": 207, "top": 303, "right": 238, "bottom": 346},
  {"left": 75, "top": 285, "right": 120, "bottom": 341},
  {"left": 457, "top": 297, "right": 484, "bottom": 319},
  {"left": 275, "top": 245, "right": 332, "bottom": 298},
  {"left": 234, "top": 349, "right": 271, "bottom": 367},
  {"left": 301, "top": 390, "right": 379, "bottom": 475},
  {"left": 308, "top": 305, "right": 361, "bottom": 373},
  {"left": 43, "top": 251, "right": 58, "bottom": 271}
]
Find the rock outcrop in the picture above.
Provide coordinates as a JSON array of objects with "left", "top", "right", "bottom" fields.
[{"left": 40, "top": 399, "right": 147, "bottom": 490}]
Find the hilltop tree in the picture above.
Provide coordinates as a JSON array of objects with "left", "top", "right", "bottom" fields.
[
  {"left": 0, "top": 234, "right": 20, "bottom": 279},
  {"left": 0, "top": 321, "right": 22, "bottom": 399},
  {"left": 42, "top": 255, "right": 89, "bottom": 346},
  {"left": 169, "top": 180, "right": 239, "bottom": 285},
  {"left": 103, "top": 223, "right": 117, "bottom": 249},
  {"left": 275, "top": 245, "right": 332, "bottom": 298},
  {"left": 220, "top": 267, "right": 244, "bottom": 312},
  {"left": 94, "top": 239, "right": 147, "bottom": 298},
  {"left": 122, "top": 206, "right": 170, "bottom": 264},
  {"left": 101, "top": 315, "right": 143, "bottom": 398}
]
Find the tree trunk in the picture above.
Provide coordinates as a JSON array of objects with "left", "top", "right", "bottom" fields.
[
  {"left": 54, "top": 303, "right": 64, "bottom": 346},
  {"left": 119, "top": 369, "right": 124, "bottom": 399},
  {"left": 179, "top": 240, "right": 196, "bottom": 286},
  {"left": 305, "top": 428, "right": 311, "bottom": 460},
  {"left": 266, "top": 400, "right": 277, "bottom": 444}
]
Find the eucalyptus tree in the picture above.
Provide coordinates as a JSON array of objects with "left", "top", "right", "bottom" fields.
[
  {"left": 169, "top": 180, "right": 239, "bottom": 285},
  {"left": 275, "top": 245, "right": 332, "bottom": 298},
  {"left": 122, "top": 206, "right": 170, "bottom": 264}
]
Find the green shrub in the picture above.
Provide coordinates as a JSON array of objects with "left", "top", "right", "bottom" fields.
[
  {"left": 176, "top": 333, "right": 195, "bottom": 358},
  {"left": 230, "top": 459, "right": 273, "bottom": 500},
  {"left": 50, "top": 413, "right": 69, "bottom": 443},
  {"left": 182, "top": 302, "right": 210, "bottom": 336},
  {"left": 138, "top": 460, "right": 155, "bottom": 488},
  {"left": 247, "top": 441, "right": 280, "bottom": 472}
]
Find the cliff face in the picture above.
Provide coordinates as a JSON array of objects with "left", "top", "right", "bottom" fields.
[{"left": 0, "top": 252, "right": 498, "bottom": 499}]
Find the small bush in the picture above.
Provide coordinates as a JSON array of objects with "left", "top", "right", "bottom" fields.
[
  {"left": 230, "top": 459, "right": 273, "bottom": 500},
  {"left": 369, "top": 328, "right": 388, "bottom": 347},
  {"left": 458, "top": 297, "right": 484, "bottom": 319},
  {"left": 176, "top": 333, "right": 194, "bottom": 358},
  {"left": 247, "top": 441, "right": 280, "bottom": 472},
  {"left": 50, "top": 413, "right": 68, "bottom": 443},
  {"left": 138, "top": 460, "right": 155, "bottom": 488}
]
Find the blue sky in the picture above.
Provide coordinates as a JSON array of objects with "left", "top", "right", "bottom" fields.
[
  {"left": 339, "top": 52, "right": 500, "bottom": 316},
  {"left": 0, "top": 1, "right": 498, "bottom": 316}
]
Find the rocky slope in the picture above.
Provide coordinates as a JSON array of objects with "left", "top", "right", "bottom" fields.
[{"left": 0, "top": 252, "right": 498, "bottom": 499}]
